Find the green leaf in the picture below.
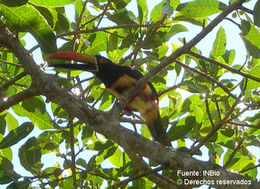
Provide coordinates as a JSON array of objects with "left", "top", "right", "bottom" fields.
[
  {"left": 211, "top": 27, "right": 226, "bottom": 58},
  {"left": 162, "top": 0, "right": 174, "bottom": 16},
  {"left": 95, "top": 146, "right": 117, "bottom": 165},
  {"left": 241, "top": 20, "right": 260, "bottom": 49},
  {"left": 22, "top": 96, "right": 46, "bottom": 114},
  {"left": 132, "top": 178, "right": 147, "bottom": 189},
  {"left": 157, "top": 43, "right": 168, "bottom": 59},
  {"left": 246, "top": 64, "right": 260, "bottom": 97},
  {"left": 0, "top": 114, "right": 6, "bottom": 135},
  {"left": 111, "top": 0, "right": 131, "bottom": 11},
  {"left": 0, "top": 122, "right": 34, "bottom": 149},
  {"left": 253, "top": 0, "right": 260, "bottom": 27},
  {"left": 177, "top": 0, "right": 223, "bottom": 18},
  {"left": 6, "top": 179, "right": 30, "bottom": 189},
  {"left": 0, "top": 0, "right": 28, "bottom": 7},
  {"left": 12, "top": 104, "right": 53, "bottom": 130},
  {"left": 168, "top": 116, "right": 194, "bottom": 140},
  {"left": 241, "top": 20, "right": 260, "bottom": 58},
  {"left": 99, "top": 94, "right": 113, "bottom": 111},
  {"left": 107, "top": 31, "right": 118, "bottom": 52},
  {"left": 62, "top": 177, "right": 73, "bottom": 189},
  {"left": 140, "top": 124, "right": 151, "bottom": 139},
  {"left": 220, "top": 128, "right": 234, "bottom": 138},
  {"left": 19, "top": 137, "right": 41, "bottom": 173},
  {"left": 170, "top": 0, "right": 180, "bottom": 10},
  {"left": 151, "top": 1, "right": 165, "bottom": 23},
  {"left": 76, "top": 158, "right": 88, "bottom": 169},
  {"left": 108, "top": 148, "right": 124, "bottom": 168},
  {"left": 0, "top": 4, "right": 57, "bottom": 54},
  {"left": 107, "top": 12, "right": 136, "bottom": 25},
  {"left": 82, "top": 126, "right": 94, "bottom": 142},
  {"left": 192, "top": 105, "right": 203, "bottom": 123},
  {"left": 85, "top": 33, "right": 108, "bottom": 55},
  {"left": 0, "top": 147, "right": 12, "bottom": 161},
  {"left": 54, "top": 10, "right": 71, "bottom": 34},
  {"left": 137, "top": 0, "right": 148, "bottom": 24},
  {"left": 29, "top": 0, "right": 75, "bottom": 7},
  {"left": 0, "top": 158, "right": 20, "bottom": 184},
  {"left": 165, "top": 24, "right": 188, "bottom": 40},
  {"left": 37, "top": 131, "right": 62, "bottom": 154},
  {"left": 222, "top": 49, "right": 235, "bottom": 65},
  {"left": 5, "top": 113, "right": 18, "bottom": 131}
]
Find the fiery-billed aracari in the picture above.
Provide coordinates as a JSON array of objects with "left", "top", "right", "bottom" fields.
[{"left": 46, "top": 52, "right": 170, "bottom": 146}]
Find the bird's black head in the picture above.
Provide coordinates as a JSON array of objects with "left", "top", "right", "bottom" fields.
[
  {"left": 93, "top": 55, "right": 126, "bottom": 87},
  {"left": 46, "top": 52, "right": 124, "bottom": 87}
]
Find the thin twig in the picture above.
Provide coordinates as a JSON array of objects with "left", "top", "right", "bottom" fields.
[
  {"left": 239, "top": 163, "right": 260, "bottom": 173},
  {"left": 111, "top": 166, "right": 164, "bottom": 188},
  {"left": 158, "top": 82, "right": 187, "bottom": 97},
  {"left": 174, "top": 59, "right": 238, "bottom": 100},
  {"left": 120, "top": 14, "right": 168, "bottom": 65},
  {"left": 190, "top": 93, "right": 243, "bottom": 155},
  {"left": 205, "top": 96, "right": 215, "bottom": 128},
  {"left": 0, "top": 72, "right": 27, "bottom": 91},
  {"left": 188, "top": 51, "right": 260, "bottom": 83},
  {"left": 227, "top": 121, "right": 260, "bottom": 129},
  {"left": 0, "top": 59, "right": 22, "bottom": 67},
  {"left": 239, "top": 6, "right": 254, "bottom": 15},
  {"left": 68, "top": 117, "right": 77, "bottom": 189},
  {"left": 96, "top": 0, "right": 111, "bottom": 28},
  {"left": 224, "top": 138, "right": 244, "bottom": 168},
  {"left": 224, "top": 17, "right": 241, "bottom": 29},
  {"left": 58, "top": 23, "right": 169, "bottom": 38},
  {"left": 0, "top": 87, "right": 38, "bottom": 113},
  {"left": 81, "top": 0, "right": 111, "bottom": 29},
  {"left": 112, "top": 0, "right": 245, "bottom": 119}
]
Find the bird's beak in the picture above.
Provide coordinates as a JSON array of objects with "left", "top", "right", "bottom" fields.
[{"left": 46, "top": 52, "right": 98, "bottom": 72}]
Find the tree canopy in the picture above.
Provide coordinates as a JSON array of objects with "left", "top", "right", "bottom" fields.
[{"left": 0, "top": 0, "right": 260, "bottom": 188}]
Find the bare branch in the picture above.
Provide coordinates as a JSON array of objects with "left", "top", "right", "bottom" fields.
[{"left": 239, "top": 6, "right": 254, "bottom": 15}]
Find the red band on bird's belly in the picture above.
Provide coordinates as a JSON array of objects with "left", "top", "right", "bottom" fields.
[
  {"left": 126, "top": 94, "right": 137, "bottom": 105},
  {"left": 142, "top": 84, "right": 147, "bottom": 90}
]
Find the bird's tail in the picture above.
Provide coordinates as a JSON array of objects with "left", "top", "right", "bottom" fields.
[{"left": 142, "top": 108, "right": 171, "bottom": 146}]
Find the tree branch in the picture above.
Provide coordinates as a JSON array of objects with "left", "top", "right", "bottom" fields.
[
  {"left": 0, "top": 71, "right": 27, "bottom": 91},
  {"left": 188, "top": 51, "right": 260, "bottom": 83},
  {"left": 190, "top": 93, "right": 242, "bottom": 155},
  {"left": 174, "top": 59, "right": 238, "bottom": 100},
  {"left": 0, "top": 87, "right": 38, "bottom": 113},
  {"left": 124, "top": 148, "right": 178, "bottom": 189},
  {"left": 112, "top": 0, "right": 246, "bottom": 116},
  {"left": 57, "top": 23, "right": 169, "bottom": 38},
  {"left": 2, "top": 1, "right": 259, "bottom": 188},
  {"left": 68, "top": 117, "right": 77, "bottom": 189}
]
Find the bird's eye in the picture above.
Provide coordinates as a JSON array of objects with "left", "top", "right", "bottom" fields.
[{"left": 100, "top": 58, "right": 108, "bottom": 64}]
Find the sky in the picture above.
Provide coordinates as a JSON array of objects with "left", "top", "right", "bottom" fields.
[{"left": 4, "top": 0, "right": 259, "bottom": 188}]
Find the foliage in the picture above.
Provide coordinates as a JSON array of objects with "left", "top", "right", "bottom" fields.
[{"left": 0, "top": 0, "right": 260, "bottom": 188}]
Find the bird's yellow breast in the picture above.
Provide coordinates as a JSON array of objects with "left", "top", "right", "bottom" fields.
[{"left": 107, "top": 74, "right": 157, "bottom": 115}]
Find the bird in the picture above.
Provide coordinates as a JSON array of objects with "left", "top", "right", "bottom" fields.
[{"left": 46, "top": 52, "right": 171, "bottom": 146}]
